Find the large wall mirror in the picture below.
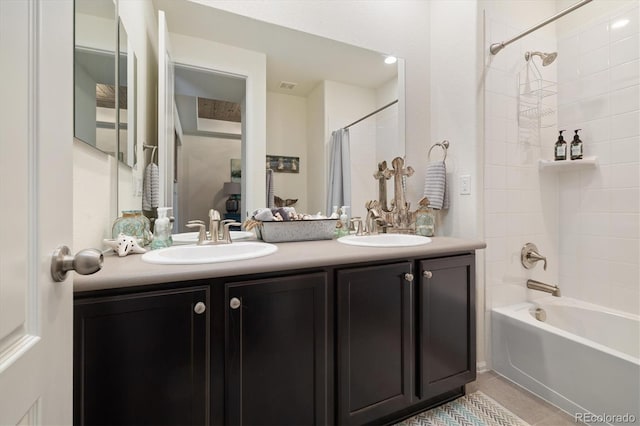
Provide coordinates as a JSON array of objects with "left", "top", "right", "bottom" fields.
[
  {"left": 74, "top": 0, "right": 137, "bottom": 168},
  {"left": 152, "top": 0, "right": 406, "bottom": 232}
]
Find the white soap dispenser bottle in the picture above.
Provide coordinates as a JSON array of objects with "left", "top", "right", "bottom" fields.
[{"left": 151, "top": 207, "right": 173, "bottom": 249}]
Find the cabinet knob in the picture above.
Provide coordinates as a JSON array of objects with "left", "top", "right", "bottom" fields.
[
  {"left": 229, "top": 297, "right": 241, "bottom": 310},
  {"left": 423, "top": 270, "right": 433, "bottom": 279},
  {"left": 404, "top": 273, "right": 414, "bottom": 282},
  {"left": 194, "top": 302, "right": 206, "bottom": 314}
]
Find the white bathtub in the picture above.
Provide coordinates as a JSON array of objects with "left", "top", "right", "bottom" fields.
[{"left": 492, "top": 297, "right": 639, "bottom": 425}]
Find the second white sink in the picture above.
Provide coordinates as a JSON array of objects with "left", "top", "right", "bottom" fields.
[
  {"left": 141, "top": 241, "right": 277, "bottom": 265},
  {"left": 337, "top": 234, "right": 431, "bottom": 248}
]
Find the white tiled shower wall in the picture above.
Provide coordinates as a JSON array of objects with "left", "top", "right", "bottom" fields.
[
  {"left": 484, "top": 1, "right": 639, "bottom": 320},
  {"left": 557, "top": 3, "right": 640, "bottom": 315},
  {"left": 483, "top": 1, "right": 561, "bottom": 312}
]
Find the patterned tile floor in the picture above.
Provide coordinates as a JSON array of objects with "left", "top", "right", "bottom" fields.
[
  {"left": 466, "top": 371, "right": 582, "bottom": 426},
  {"left": 397, "top": 391, "right": 530, "bottom": 426}
]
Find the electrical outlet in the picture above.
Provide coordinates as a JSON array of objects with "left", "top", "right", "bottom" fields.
[{"left": 460, "top": 174, "right": 471, "bottom": 195}]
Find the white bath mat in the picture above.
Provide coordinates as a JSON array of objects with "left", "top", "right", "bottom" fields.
[{"left": 395, "top": 391, "right": 530, "bottom": 426}]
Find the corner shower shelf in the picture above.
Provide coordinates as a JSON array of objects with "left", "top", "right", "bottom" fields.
[{"left": 538, "top": 156, "right": 598, "bottom": 172}]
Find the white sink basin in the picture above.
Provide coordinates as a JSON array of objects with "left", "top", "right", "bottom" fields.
[
  {"left": 337, "top": 234, "right": 432, "bottom": 247},
  {"left": 172, "top": 231, "right": 254, "bottom": 245},
  {"left": 141, "top": 241, "right": 277, "bottom": 265}
]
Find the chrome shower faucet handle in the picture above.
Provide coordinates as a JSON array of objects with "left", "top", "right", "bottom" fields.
[{"left": 521, "top": 242, "right": 547, "bottom": 271}]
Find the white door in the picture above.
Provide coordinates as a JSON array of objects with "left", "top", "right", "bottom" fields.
[
  {"left": 0, "top": 0, "right": 74, "bottom": 424},
  {"left": 158, "top": 10, "right": 175, "bottom": 212}
]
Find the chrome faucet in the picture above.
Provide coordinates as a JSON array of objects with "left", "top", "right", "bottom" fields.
[
  {"left": 521, "top": 243, "right": 547, "bottom": 270},
  {"left": 527, "top": 279, "right": 561, "bottom": 297},
  {"left": 209, "top": 209, "right": 221, "bottom": 242},
  {"left": 365, "top": 200, "right": 389, "bottom": 234},
  {"left": 185, "top": 210, "right": 241, "bottom": 245}
]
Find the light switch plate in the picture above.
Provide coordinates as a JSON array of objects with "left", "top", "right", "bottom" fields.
[{"left": 460, "top": 174, "right": 471, "bottom": 195}]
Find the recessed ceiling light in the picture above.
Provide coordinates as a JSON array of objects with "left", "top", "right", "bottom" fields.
[
  {"left": 611, "top": 19, "right": 629, "bottom": 29},
  {"left": 384, "top": 56, "right": 397, "bottom": 65}
]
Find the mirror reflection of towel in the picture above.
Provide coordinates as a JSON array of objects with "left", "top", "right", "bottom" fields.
[
  {"left": 266, "top": 168, "right": 275, "bottom": 209},
  {"left": 423, "top": 161, "right": 449, "bottom": 210},
  {"left": 143, "top": 162, "right": 159, "bottom": 211}
]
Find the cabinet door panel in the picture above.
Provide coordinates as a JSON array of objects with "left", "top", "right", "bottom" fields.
[
  {"left": 337, "top": 262, "right": 412, "bottom": 425},
  {"left": 226, "top": 272, "right": 327, "bottom": 426},
  {"left": 418, "top": 255, "right": 475, "bottom": 399},
  {"left": 74, "top": 286, "right": 209, "bottom": 426}
]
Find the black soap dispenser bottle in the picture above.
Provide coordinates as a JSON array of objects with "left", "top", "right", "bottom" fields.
[
  {"left": 570, "top": 129, "right": 583, "bottom": 160},
  {"left": 554, "top": 130, "right": 567, "bottom": 161}
]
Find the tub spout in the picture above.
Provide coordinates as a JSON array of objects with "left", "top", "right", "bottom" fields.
[{"left": 527, "top": 279, "right": 561, "bottom": 297}]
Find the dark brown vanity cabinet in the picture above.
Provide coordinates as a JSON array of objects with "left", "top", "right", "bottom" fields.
[
  {"left": 73, "top": 251, "right": 477, "bottom": 426},
  {"left": 225, "top": 272, "right": 329, "bottom": 426},
  {"left": 73, "top": 286, "right": 210, "bottom": 426},
  {"left": 417, "top": 255, "right": 476, "bottom": 400},
  {"left": 336, "top": 262, "right": 413, "bottom": 425}
]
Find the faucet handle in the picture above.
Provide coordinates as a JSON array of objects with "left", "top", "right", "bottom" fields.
[
  {"left": 185, "top": 222, "right": 207, "bottom": 244},
  {"left": 521, "top": 242, "right": 547, "bottom": 270},
  {"left": 350, "top": 217, "right": 363, "bottom": 236},
  {"left": 222, "top": 222, "right": 243, "bottom": 243},
  {"left": 219, "top": 219, "right": 236, "bottom": 236}
]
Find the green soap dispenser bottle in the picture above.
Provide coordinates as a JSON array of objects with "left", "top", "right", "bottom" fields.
[
  {"left": 571, "top": 129, "right": 583, "bottom": 160},
  {"left": 554, "top": 130, "right": 567, "bottom": 161}
]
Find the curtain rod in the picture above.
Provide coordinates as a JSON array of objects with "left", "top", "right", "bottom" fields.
[
  {"left": 343, "top": 99, "right": 398, "bottom": 129},
  {"left": 489, "top": 0, "right": 593, "bottom": 55}
]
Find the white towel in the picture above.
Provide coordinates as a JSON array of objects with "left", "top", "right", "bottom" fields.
[
  {"left": 423, "top": 161, "right": 449, "bottom": 210},
  {"left": 266, "top": 168, "right": 275, "bottom": 209},
  {"left": 142, "top": 162, "right": 159, "bottom": 211}
]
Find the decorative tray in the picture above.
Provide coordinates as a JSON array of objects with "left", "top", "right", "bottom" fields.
[{"left": 256, "top": 219, "right": 338, "bottom": 243}]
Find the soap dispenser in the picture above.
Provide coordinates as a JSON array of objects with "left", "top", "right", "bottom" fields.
[
  {"left": 554, "top": 130, "right": 567, "bottom": 161},
  {"left": 415, "top": 196, "right": 435, "bottom": 237},
  {"left": 150, "top": 207, "right": 173, "bottom": 249},
  {"left": 570, "top": 129, "right": 583, "bottom": 160},
  {"left": 340, "top": 206, "right": 350, "bottom": 230}
]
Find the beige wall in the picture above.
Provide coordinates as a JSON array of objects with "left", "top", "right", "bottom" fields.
[
  {"left": 266, "top": 92, "right": 309, "bottom": 213},
  {"left": 176, "top": 135, "right": 241, "bottom": 232}
]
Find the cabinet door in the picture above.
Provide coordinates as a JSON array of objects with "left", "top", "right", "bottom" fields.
[
  {"left": 337, "top": 262, "right": 413, "bottom": 425},
  {"left": 418, "top": 255, "right": 475, "bottom": 399},
  {"left": 74, "top": 286, "right": 209, "bottom": 426},
  {"left": 226, "top": 272, "right": 328, "bottom": 426}
]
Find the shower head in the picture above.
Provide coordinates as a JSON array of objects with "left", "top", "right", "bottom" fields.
[{"left": 525, "top": 51, "right": 558, "bottom": 66}]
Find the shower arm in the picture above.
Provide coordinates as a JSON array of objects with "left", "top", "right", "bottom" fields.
[{"left": 489, "top": 0, "right": 593, "bottom": 55}]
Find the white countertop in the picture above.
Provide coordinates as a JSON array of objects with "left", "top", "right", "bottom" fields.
[{"left": 73, "top": 237, "right": 485, "bottom": 293}]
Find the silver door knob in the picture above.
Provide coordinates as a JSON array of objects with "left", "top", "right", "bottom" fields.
[
  {"left": 423, "top": 270, "right": 433, "bottom": 279},
  {"left": 194, "top": 302, "right": 206, "bottom": 314},
  {"left": 50, "top": 246, "right": 103, "bottom": 282},
  {"left": 229, "top": 297, "right": 241, "bottom": 309},
  {"left": 404, "top": 273, "right": 414, "bottom": 282}
]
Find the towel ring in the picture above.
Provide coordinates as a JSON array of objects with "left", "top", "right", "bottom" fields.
[{"left": 427, "top": 140, "right": 449, "bottom": 161}]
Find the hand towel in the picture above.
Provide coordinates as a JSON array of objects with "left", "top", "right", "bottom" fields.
[
  {"left": 423, "top": 161, "right": 449, "bottom": 210},
  {"left": 142, "top": 162, "right": 159, "bottom": 211}
]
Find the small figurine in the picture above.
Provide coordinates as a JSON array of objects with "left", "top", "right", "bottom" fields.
[{"left": 104, "top": 233, "right": 147, "bottom": 257}]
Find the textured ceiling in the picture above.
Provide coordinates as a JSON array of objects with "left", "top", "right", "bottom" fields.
[{"left": 197, "top": 98, "right": 241, "bottom": 122}]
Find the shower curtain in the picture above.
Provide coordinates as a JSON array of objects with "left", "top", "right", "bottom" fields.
[{"left": 326, "top": 128, "right": 351, "bottom": 215}]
